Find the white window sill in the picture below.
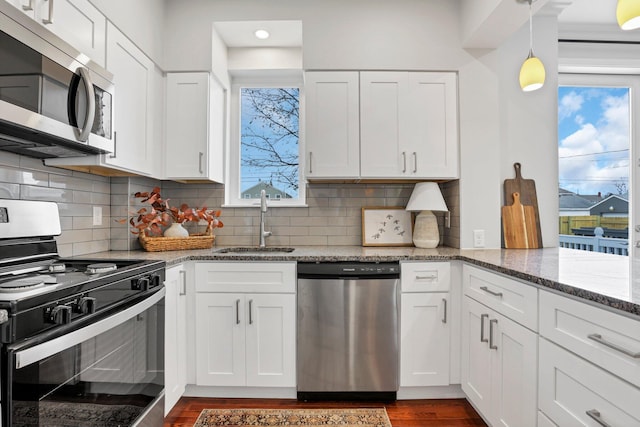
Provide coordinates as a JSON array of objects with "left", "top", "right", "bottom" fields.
[{"left": 222, "top": 202, "right": 309, "bottom": 209}]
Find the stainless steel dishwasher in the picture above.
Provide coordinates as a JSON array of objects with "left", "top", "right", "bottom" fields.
[{"left": 297, "top": 261, "right": 400, "bottom": 401}]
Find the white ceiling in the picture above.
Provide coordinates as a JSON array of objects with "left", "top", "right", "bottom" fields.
[
  {"left": 214, "top": 20, "right": 302, "bottom": 48},
  {"left": 557, "top": 0, "right": 618, "bottom": 25}
]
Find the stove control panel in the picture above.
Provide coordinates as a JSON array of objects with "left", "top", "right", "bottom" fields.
[
  {"left": 131, "top": 273, "right": 162, "bottom": 291},
  {"left": 46, "top": 304, "right": 72, "bottom": 325}
]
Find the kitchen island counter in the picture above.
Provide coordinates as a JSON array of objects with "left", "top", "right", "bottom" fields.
[{"left": 84, "top": 246, "right": 637, "bottom": 317}]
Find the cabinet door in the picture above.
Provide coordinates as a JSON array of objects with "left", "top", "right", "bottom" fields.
[
  {"left": 305, "top": 72, "right": 360, "bottom": 178},
  {"left": 405, "top": 72, "right": 458, "bottom": 179},
  {"left": 461, "top": 296, "right": 492, "bottom": 418},
  {"left": 105, "top": 23, "right": 154, "bottom": 175},
  {"left": 164, "top": 264, "right": 187, "bottom": 415},
  {"left": 195, "top": 293, "right": 246, "bottom": 386},
  {"left": 41, "top": 0, "right": 106, "bottom": 66},
  {"left": 245, "top": 293, "right": 296, "bottom": 387},
  {"left": 360, "top": 72, "right": 408, "bottom": 178},
  {"left": 539, "top": 338, "right": 640, "bottom": 427},
  {"left": 400, "top": 293, "right": 450, "bottom": 386},
  {"left": 5, "top": 0, "right": 36, "bottom": 18},
  {"left": 490, "top": 310, "right": 538, "bottom": 427},
  {"left": 165, "top": 72, "right": 210, "bottom": 180}
]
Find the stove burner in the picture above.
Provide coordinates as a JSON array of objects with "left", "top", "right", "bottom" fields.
[
  {"left": 85, "top": 263, "right": 117, "bottom": 275},
  {"left": 49, "top": 263, "right": 67, "bottom": 273},
  {"left": 0, "top": 277, "right": 45, "bottom": 291}
]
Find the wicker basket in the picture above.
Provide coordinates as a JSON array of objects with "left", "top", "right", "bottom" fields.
[{"left": 138, "top": 228, "right": 215, "bottom": 252}]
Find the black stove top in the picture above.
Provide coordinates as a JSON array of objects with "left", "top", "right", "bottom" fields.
[{"left": 0, "top": 199, "right": 166, "bottom": 344}]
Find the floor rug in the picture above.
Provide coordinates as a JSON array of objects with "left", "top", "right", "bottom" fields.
[{"left": 193, "top": 408, "right": 392, "bottom": 427}]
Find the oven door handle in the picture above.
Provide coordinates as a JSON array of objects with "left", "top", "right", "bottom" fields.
[{"left": 12, "top": 288, "right": 165, "bottom": 369}]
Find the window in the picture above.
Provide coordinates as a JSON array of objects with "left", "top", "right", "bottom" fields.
[
  {"left": 558, "top": 74, "right": 636, "bottom": 255},
  {"left": 227, "top": 82, "right": 305, "bottom": 207}
]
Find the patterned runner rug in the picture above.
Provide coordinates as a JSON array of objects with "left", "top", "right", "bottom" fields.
[{"left": 193, "top": 408, "right": 392, "bottom": 427}]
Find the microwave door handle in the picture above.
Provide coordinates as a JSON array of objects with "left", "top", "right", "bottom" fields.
[{"left": 75, "top": 67, "right": 96, "bottom": 142}]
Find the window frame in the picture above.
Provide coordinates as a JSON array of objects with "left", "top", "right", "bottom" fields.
[{"left": 225, "top": 78, "right": 306, "bottom": 208}]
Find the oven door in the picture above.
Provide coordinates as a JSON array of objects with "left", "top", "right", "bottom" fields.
[{"left": 4, "top": 288, "right": 164, "bottom": 427}]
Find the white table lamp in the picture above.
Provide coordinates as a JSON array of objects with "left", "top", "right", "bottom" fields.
[{"left": 405, "top": 182, "right": 448, "bottom": 248}]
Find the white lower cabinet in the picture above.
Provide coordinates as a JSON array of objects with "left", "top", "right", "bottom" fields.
[
  {"left": 164, "top": 264, "right": 187, "bottom": 415},
  {"left": 400, "top": 262, "right": 452, "bottom": 389},
  {"left": 400, "top": 292, "right": 450, "bottom": 386},
  {"left": 194, "top": 262, "right": 296, "bottom": 390},
  {"left": 461, "top": 296, "right": 538, "bottom": 427},
  {"left": 539, "top": 338, "right": 640, "bottom": 426}
]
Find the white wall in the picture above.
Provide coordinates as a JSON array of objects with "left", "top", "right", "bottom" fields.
[
  {"left": 163, "top": 0, "right": 560, "bottom": 248},
  {"left": 90, "top": 0, "right": 165, "bottom": 66}
]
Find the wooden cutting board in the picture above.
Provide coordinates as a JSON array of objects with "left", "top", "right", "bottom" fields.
[
  {"left": 502, "top": 192, "right": 539, "bottom": 249},
  {"left": 504, "top": 162, "right": 543, "bottom": 247}
]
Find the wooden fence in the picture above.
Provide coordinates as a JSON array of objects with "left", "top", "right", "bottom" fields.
[{"left": 559, "top": 216, "right": 628, "bottom": 235}]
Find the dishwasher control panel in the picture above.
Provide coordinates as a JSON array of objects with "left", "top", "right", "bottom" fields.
[{"left": 297, "top": 262, "right": 400, "bottom": 278}]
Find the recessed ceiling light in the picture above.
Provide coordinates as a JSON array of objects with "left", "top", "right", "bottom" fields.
[{"left": 254, "top": 29, "right": 270, "bottom": 40}]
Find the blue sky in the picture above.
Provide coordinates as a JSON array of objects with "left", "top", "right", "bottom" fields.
[{"left": 558, "top": 86, "right": 629, "bottom": 197}]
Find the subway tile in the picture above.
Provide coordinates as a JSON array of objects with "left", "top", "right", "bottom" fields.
[
  {"left": 73, "top": 240, "right": 109, "bottom": 256},
  {"left": 0, "top": 183, "right": 19, "bottom": 199},
  {"left": 0, "top": 167, "right": 49, "bottom": 186},
  {"left": 290, "top": 236, "right": 327, "bottom": 246},
  {"left": 328, "top": 235, "right": 361, "bottom": 246},
  {"left": 21, "top": 185, "right": 71, "bottom": 202}
]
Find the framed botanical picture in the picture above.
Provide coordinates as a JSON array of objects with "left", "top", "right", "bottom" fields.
[{"left": 361, "top": 207, "right": 413, "bottom": 247}]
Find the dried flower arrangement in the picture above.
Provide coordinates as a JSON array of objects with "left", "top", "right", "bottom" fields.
[{"left": 119, "top": 187, "right": 223, "bottom": 237}]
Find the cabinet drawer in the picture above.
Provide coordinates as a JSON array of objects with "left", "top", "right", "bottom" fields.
[
  {"left": 195, "top": 262, "right": 296, "bottom": 293},
  {"left": 539, "top": 338, "right": 640, "bottom": 426},
  {"left": 540, "top": 290, "right": 640, "bottom": 388},
  {"left": 463, "top": 264, "right": 537, "bottom": 331},
  {"left": 401, "top": 262, "right": 450, "bottom": 292}
]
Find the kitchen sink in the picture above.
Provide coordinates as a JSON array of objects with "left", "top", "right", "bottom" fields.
[{"left": 215, "top": 247, "right": 296, "bottom": 253}]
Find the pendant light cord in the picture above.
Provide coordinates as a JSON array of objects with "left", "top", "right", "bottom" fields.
[{"left": 529, "top": 0, "right": 533, "bottom": 53}]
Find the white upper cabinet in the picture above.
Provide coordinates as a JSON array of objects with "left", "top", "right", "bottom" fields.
[
  {"left": 165, "top": 72, "right": 225, "bottom": 182},
  {"left": 361, "top": 71, "right": 458, "bottom": 179},
  {"left": 5, "top": 0, "right": 106, "bottom": 66},
  {"left": 103, "top": 22, "right": 156, "bottom": 176},
  {"left": 305, "top": 70, "right": 458, "bottom": 180},
  {"left": 305, "top": 72, "right": 360, "bottom": 178}
]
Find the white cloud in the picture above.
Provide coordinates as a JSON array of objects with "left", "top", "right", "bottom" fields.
[{"left": 559, "top": 91, "right": 584, "bottom": 121}]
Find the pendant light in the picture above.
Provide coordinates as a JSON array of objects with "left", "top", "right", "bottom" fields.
[
  {"left": 519, "top": 0, "right": 545, "bottom": 92},
  {"left": 617, "top": 0, "right": 640, "bottom": 30}
]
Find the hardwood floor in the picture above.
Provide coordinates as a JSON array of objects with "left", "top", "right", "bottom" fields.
[{"left": 164, "top": 397, "right": 488, "bottom": 426}]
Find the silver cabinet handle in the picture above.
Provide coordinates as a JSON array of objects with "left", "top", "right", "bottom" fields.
[
  {"left": 199, "top": 152, "right": 204, "bottom": 174},
  {"left": 22, "top": 0, "right": 34, "bottom": 11},
  {"left": 309, "top": 151, "right": 313, "bottom": 174},
  {"left": 480, "top": 314, "right": 489, "bottom": 343},
  {"left": 588, "top": 333, "right": 640, "bottom": 358},
  {"left": 402, "top": 151, "right": 407, "bottom": 173},
  {"left": 75, "top": 67, "right": 96, "bottom": 142},
  {"left": 413, "top": 152, "right": 417, "bottom": 173},
  {"left": 586, "top": 409, "right": 612, "bottom": 427},
  {"left": 178, "top": 270, "right": 186, "bottom": 296},
  {"left": 248, "top": 299, "right": 253, "bottom": 325},
  {"left": 42, "top": 0, "right": 54, "bottom": 24},
  {"left": 110, "top": 131, "right": 117, "bottom": 158},
  {"left": 441, "top": 298, "right": 447, "bottom": 324},
  {"left": 416, "top": 275, "right": 437, "bottom": 280},
  {"left": 235, "top": 299, "right": 240, "bottom": 325},
  {"left": 480, "top": 286, "right": 503, "bottom": 298},
  {"left": 489, "top": 319, "right": 498, "bottom": 350}
]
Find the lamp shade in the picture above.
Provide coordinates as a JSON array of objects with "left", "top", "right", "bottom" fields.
[
  {"left": 405, "top": 182, "right": 448, "bottom": 212},
  {"left": 519, "top": 54, "right": 546, "bottom": 92},
  {"left": 617, "top": 0, "right": 640, "bottom": 30}
]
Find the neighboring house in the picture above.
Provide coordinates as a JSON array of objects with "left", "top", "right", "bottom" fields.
[
  {"left": 241, "top": 181, "right": 293, "bottom": 200},
  {"left": 589, "top": 194, "right": 629, "bottom": 218},
  {"left": 558, "top": 188, "right": 600, "bottom": 216}
]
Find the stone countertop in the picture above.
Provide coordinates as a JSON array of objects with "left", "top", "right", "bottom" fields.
[{"left": 85, "top": 246, "right": 638, "bottom": 318}]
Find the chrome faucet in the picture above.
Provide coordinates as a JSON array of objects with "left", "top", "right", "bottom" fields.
[{"left": 259, "top": 189, "right": 272, "bottom": 248}]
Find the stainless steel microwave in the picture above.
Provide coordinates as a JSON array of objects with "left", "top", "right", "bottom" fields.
[{"left": 0, "top": 3, "right": 114, "bottom": 158}]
